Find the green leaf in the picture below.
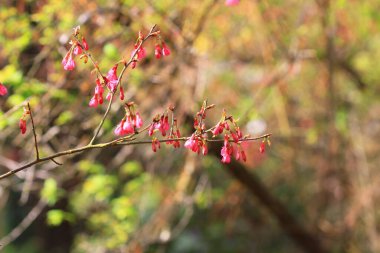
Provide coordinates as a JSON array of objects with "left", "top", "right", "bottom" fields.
[
  {"left": 55, "top": 111, "right": 74, "bottom": 125},
  {"left": 120, "top": 161, "right": 142, "bottom": 176},
  {"left": 47, "top": 209, "right": 74, "bottom": 226},
  {"left": 41, "top": 178, "right": 59, "bottom": 205}
]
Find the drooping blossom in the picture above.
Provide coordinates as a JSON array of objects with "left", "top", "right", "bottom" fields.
[
  {"left": 221, "top": 134, "right": 233, "bottom": 163},
  {"left": 212, "top": 122, "right": 224, "bottom": 136},
  {"left": 82, "top": 37, "right": 89, "bottom": 50},
  {"left": 89, "top": 79, "right": 104, "bottom": 108},
  {"left": 0, "top": 83, "right": 8, "bottom": 96},
  {"left": 119, "top": 86, "right": 124, "bottom": 100},
  {"left": 162, "top": 42, "right": 171, "bottom": 56},
  {"left": 122, "top": 116, "right": 135, "bottom": 134},
  {"left": 89, "top": 95, "right": 99, "bottom": 107},
  {"left": 106, "top": 92, "right": 112, "bottom": 101},
  {"left": 148, "top": 114, "right": 170, "bottom": 137},
  {"left": 19, "top": 118, "right": 27, "bottom": 134},
  {"left": 131, "top": 44, "right": 146, "bottom": 60},
  {"left": 106, "top": 64, "right": 119, "bottom": 91},
  {"left": 114, "top": 119, "right": 125, "bottom": 136},
  {"left": 160, "top": 115, "right": 170, "bottom": 136},
  {"left": 151, "top": 138, "right": 161, "bottom": 152},
  {"left": 225, "top": 0, "right": 240, "bottom": 6},
  {"left": 73, "top": 45, "right": 82, "bottom": 55},
  {"left": 202, "top": 144, "right": 208, "bottom": 155},
  {"left": 131, "top": 61, "right": 137, "bottom": 69},
  {"left": 134, "top": 112, "right": 143, "bottom": 128},
  {"left": 234, "top": 146, "right": 247, "bottom": 162},
  {"left": 114, "top": 106, "right": 143, "bottom": 136},
  {"left": 167, "top": 128, "right": 181, "bottom": 148},
  {"left": 137, "top": 46, "right": 146, "bottom": 60},
  {"left": 184, "top": 134, "right": 199, "bottom": 153},
  {"left": 62, "top": 53, "right": 76, "bottom": 71},
  {"left": 260, "top": 141, "right": 266, "bottom": 154},
  {"left": 155, "top": 44, "right": 162, "bottom": 59}
]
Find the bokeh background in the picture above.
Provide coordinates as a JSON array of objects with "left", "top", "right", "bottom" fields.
[{"left": 1, "top": 0, "right": 380, "bottom": 252}]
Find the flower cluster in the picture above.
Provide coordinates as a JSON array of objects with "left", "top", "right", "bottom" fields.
[
  {"left": 154, "top": 42, "right": 171, "bottom": 59},
  {"left": 183, "top": 102, "right": 249, "bottom": 163},
  {"left": 0, "top": 83, "right": 8, "bottom": 96},
  {"left": 62, "top": 26, "right": 89, "bottom": 71},
  {"left": 130, "top": 31, "right": 171, "bottom": 69},
  {"left": 151, "top": 137, "right": 161, "bottom": 152},
  {"left": 14, "top": 25, "right": 270, "bottom": 168},
  {"left": 220, "top": 134, "right": 247, "bottom": 163},
  {"left": 148, "top": 113, "right": 170, "bottom": 137},
  {"left": 89, "top": 78, "right": 104, "bottom": 107},
  {"left": 184, "top": 134, "right": 208, "bottom": 155},
  {"left": 114, "top": 102, "right": 143, "bottom": 136},
  {"left": 166, "top": 117, "right": 181, "bottom": 148}
]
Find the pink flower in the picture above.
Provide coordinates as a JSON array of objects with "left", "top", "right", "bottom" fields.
[
  {"left": 0, "top": 83, "right": 8, "bottom": 96},
  {"left": 62, "top": 53, "right": 76, "bottom": 71},
  {"left": 155, "top": 45, "right": 162, "bottom": 59},
  {"left": 221, "top": 134, "right": 233, "bottom": 163},
  {"left": 122, "top": 117, "right": 135, "bottom": 134},
  {"left": 225, "top": 0, "right": 240, "bottom": 6},
  {"left": 167, "top": 128, "right": 181, "bottom": 148},
  {"left": 89, "top": 95, "right": 98, "bottom": 107},
  {"left": 114, "top": 120, "right": 125, "bottom": 136},
  {"left": 89, "top": 79, "right": 104, "bottom": 107},
  {"left": 221, "top": 146, "right": 231, "bottom": 163},
  {"left": 162, "top": 42, "right": 171, "bottom": 56},
  {"left": 106, "top": 92, "right": 112, "bottom": 101},
  {"left": 184, "top": 134, "right": 197, "bottom": 152},
  {"left": 82, "top": 37, "right": 89, "bottom": 50},
  {"left": 152, "top": 138, "right": 161, "bottom": 152},
  {"left": 159, "top": 115, "right": 170, "bottom": 136},
  {"left": 241, "top": 150, "right": 247, "bottom": 162},
  {"left": 106, "top": 65, "right": 119, "bottom": 91},
  {"left": 131, "top": 44, "right": 146, "bottom": 60},
  {"left": 202, "top": 144, "right": 208, "bottom": 155},
  {"left": 231, "top": 132, "right": 239, "bottom": 143},
  {"left": 212, "top": 122, "right": 224, "bottom": 136},
  {"left": 19, "top": 118, "right": 27, "bottom": 134},
  {"left": 137, "top": 46, "right": 146, "bottom": 60},
  {"left": 73, "top": 45, "right": 82, "bottom": 55},
  {"left": 134, "top": 112, "right": 143, "bottom": 128}
]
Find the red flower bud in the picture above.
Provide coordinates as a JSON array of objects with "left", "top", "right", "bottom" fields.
[
  {"left": 19, "top": 118, "right": 27, "bottom": 134},
  {"left": 0, "top": 83, "right": 8, "bottom": 96}
]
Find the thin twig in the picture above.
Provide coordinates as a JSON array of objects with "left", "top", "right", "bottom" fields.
[
  {"left": 50, "top": 158, "right": 62, "bottom": 166},
  {"left": 0, "top": 199, "right": 46, "bottom": 249},
  {"left": 0, "top": 132, "right": 270, "bottom": 181},
  {"left": 27, "top": 102, "right": 40, "bottom": 160}
]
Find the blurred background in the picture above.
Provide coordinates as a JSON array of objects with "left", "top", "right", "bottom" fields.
[{"left": 1, "top": 0, "right": 380, "bottom": 252}]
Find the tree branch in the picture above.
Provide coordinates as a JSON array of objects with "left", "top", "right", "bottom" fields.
[
  {"left": 27, "top": 102, "right": 40, "bottom": 160},
  {"left": 0, "top": 131, "right": 270, "bottom": 181},
  {"left": 0, "top": 199, "right": 47, "bottom": 249}
]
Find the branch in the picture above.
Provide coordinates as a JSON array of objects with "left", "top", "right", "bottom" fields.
[
  {"left": 0, "top": 131, "right": 270, "bottom": 180},
  {"left": 27, "top": 102, "right": 40, "bottom": 160},
  {"left": 0, "top": 199, "right": 46, "bottom": 249}
]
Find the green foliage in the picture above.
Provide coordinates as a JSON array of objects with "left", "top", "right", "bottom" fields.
[
  {"left": 41, "top": 178, "right": 62, "bottom": 206},
  {"left": 47, "top": 209, "right": 74, "bottom": 226}
]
